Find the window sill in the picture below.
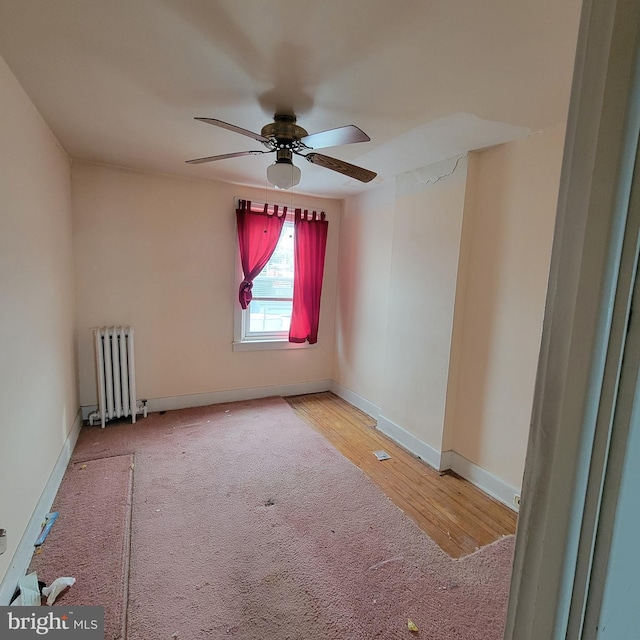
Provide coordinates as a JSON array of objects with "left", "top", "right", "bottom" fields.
[{"left": 232, "top": 339, "right": 317, "bottom": 352}]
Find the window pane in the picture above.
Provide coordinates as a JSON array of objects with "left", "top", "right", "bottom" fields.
[
  {"left": 248, "top": 300, "right": 293, "bottom": 333},
  {"left": 252, "top": 221, "right": 294, "bottom": 299}
]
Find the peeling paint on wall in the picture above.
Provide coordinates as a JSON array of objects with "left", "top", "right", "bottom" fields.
[{"left": 396, "top": 154, "right": 468, "bottom": 196}]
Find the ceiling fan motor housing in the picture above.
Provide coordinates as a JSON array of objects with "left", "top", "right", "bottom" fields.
[{"left": 261, "top": 114, "right": 309, "bottom": 152}]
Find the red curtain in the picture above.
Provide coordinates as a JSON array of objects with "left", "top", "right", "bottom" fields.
[
  {"left": 289, "top": 209, "right": 328, "bottom": 344},
  {"left": 236, "top": 200, "right": 286, "bottom": 309}
]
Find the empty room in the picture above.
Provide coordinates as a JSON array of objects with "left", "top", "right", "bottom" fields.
[{"left": 3, "top": 1, "right": 638, "bottom": 639}]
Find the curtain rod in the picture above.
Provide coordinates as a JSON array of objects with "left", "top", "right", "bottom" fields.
[{"left": 234, "top": 196, "right": 298, "bottom": 210}]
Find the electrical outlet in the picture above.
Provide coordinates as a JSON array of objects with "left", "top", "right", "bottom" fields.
[
  {"left": 514, "top": 494, "right": 521, "bottom": 508},
  {"left": 0, "top": 529, "right": 6, "bottom": 555}
]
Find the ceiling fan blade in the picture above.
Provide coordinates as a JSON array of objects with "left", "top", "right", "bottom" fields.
[
  {"left": 185, "top": 150, "right": 270, "bottom": 165},
  {"left": 303, "top": 153, "right": 377, "bottom": 183},
  {"left": 194, "top": 118, "right": 270, "bottom": 143},
  {"left": 300, "top": 125, "right": 370, "bottom": 149}
]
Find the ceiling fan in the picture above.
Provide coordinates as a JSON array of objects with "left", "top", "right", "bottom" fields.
[{"left": 186, "top": 114, "right": 377, "bottom": 189}]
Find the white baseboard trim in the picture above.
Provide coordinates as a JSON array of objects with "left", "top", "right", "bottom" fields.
[
  {"left": 0, "top": 408, "right": 83, "bottom": 605},
  {"left": 328, "top": 381, "right": 381, "bottom": 419},
  {"left": 376, "top": 414, "right": 444, "bottom": 471},
  {"left": 81, "top": 379, "right": 332, "bottom": 419},
  {"left": 328, "top": 384, "right": 520, "bottom": 512},
  {"left": 79, "top": 379, "right": 521, "bottom": 513},
  {"left": 327, "top": 383, "right": 442, "bottom": 470},
  {"left": 447, "top": 451, "right": 519, "bottom": 512}
]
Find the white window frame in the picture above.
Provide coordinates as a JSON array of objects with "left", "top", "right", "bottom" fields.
[{"left": 232, "top": 199, "right": 316, "bottom": 352}]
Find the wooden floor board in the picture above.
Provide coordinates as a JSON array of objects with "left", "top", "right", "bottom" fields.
[{"left": 286, "top": 391, "right": 517, "bottom": 558}]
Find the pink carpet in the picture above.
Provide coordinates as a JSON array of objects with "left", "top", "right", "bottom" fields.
[
  {"left": 29, "top": 454, "right": 133, "bottom": 640},
  {"left": 36, "top": 397, "right": 514, "bottom": 639}
]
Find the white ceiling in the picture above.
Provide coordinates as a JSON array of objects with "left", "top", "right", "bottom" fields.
[{"left": 0, "top": 0, "right": 581, "bottom": 198}]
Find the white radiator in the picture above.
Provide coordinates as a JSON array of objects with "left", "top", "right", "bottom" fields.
[{"left": 89, "top": 326, "right": 147, "bottom": 428}]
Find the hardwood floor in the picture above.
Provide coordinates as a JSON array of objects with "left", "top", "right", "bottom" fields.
[{"left": 286, "top": 391, "right": 517, "bottom": 558}]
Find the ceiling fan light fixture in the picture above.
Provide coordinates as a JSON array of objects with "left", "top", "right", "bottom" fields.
[{"left": 267, "top": 159, "right": 301, "bottom": 190}]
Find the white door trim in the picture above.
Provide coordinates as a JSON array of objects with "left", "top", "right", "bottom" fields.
[{"left": 505, "top": 0, "right": 640, "bottom": 637}]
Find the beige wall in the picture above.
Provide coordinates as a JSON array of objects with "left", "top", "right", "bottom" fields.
[
  {"left": 334, "top": 184, "right": 395, "bottom": 405},
  {"left": 334, "top": 158, "right": 469, "bottom": 451},
  {"left": 447, "top": 127, "right": 566, "bottom": 488},
  {"left": 335, "top": 131, "right": 564, "bottom": 495},
  {"left": 72, "top": 162, "right": 340, "bottom": 407},
  {"left": 0, "top": 56, "right": 78, "bottom": 583},
  {"left": 381, "top": 160, "right": 468, "bottom": 449}
]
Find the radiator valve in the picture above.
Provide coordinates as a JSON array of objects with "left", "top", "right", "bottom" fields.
[{"left": 137, "top": 399, "right": 148, "bottom": 418}]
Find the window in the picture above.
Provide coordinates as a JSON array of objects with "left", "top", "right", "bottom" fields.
[
  {"left": 233, "top": 215, "right": 310, "bottom": 351},
  {"left": 243, "top": 219, "right": 294, "bottom": 340},
  {"left": 232, "top": 199, "right": 327, "bottom": 351}
]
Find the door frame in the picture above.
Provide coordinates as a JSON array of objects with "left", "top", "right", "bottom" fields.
[{"left": 504, "top": 0, "right": 640, "bottom": 637}]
